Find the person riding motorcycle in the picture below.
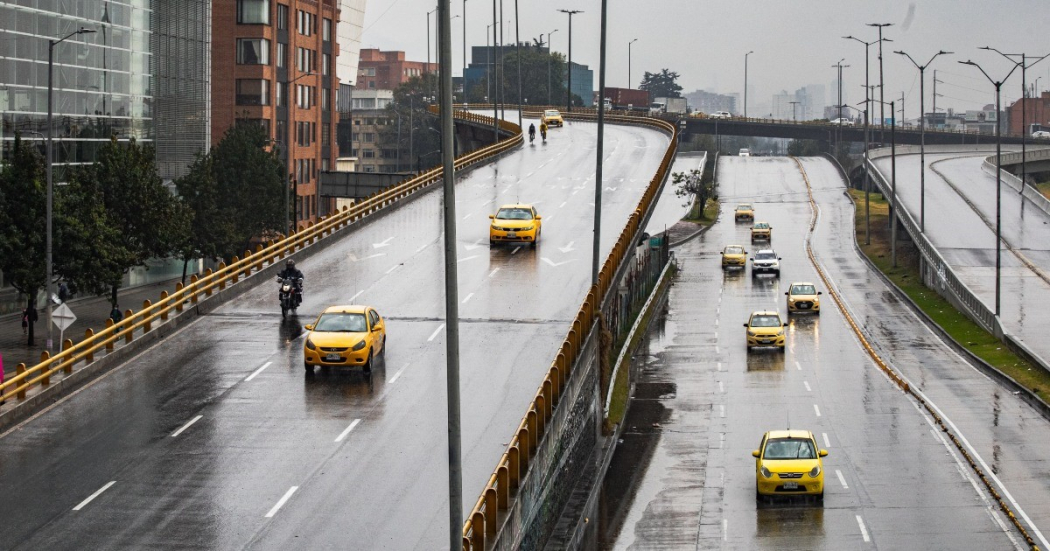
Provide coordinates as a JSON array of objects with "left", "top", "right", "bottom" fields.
[
  {"left": 528, "top": 123, "right": 536, "bottom": 143},
  {"left": 278, "top": 259, "right": 304, "bottom": 306},
  {"left": 539, "top": 121, "right": 548, "bottom": 141}
]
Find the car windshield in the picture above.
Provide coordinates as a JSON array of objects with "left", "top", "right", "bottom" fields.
[
  {"left": 314, "top": 313, "right": 368, "bottom": 332},
  {"left": 791, "top": 285, "right": 817, "bottom": 295},
  {"left": 763, "top": 438, "right": 817, "bottom": 460},
  {"left": 725, "top": 246, "right": 744, "bottom": 255},
  {"left": 750, "top": 315, "right": 781, "bottom": 328},
  {"left": 736, "top": 204, "right": 752, "bottom": 211},
  {"left": 754, "top": 223, "right": 770, "bottom": 229},
  {"left": 544, "top": 110, "right": 560, "bottom": 117},
  {"left": 496, "top": 208, "right": 534, "bottom": 220},
  {"left": 755, "top": 252, "right": 777, "bottom": 260}
]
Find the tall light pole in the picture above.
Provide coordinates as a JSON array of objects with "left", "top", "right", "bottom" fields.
[
  {"left": 868, "top": 23, "right": 892, "bottom": 140},
  {"left": 547, "top": 29, "right": 558, "bottom": 105},
  {"left": 491, "top": 0, "right": 497, "bottom": 128},
  {"left": 845, "top": 34, "right": 879, "bottom": 245},
  {"left": 789, "top": 100, "right": 800, "bottom": 121},
  {"left": 592, "top": 0, "right": 608, "bottom": 286},
  {"left": 47, "top": 26, "right": 95, "bottom": 351},
  {"left": 832, "top": 58, "right": 849, "bottom": 154},
  {"left": 427, "top": 7, "right": 437, "bottom": 74},
  {"left": 558, "top": 9, "right": 582, "bottom": 112},
  {"left": 486, "top": 22, "right": 494, "bottom": 104},
  {"left": 896, "top": 49, "right": 951, "bottom": 232},
  {"left": 960, "top": 59, "right": 1021, "bottom": 318},
  {"left": 514, "top": 0, "right": 522, "bottom": 127},
  {"left": 628, "top": 38, "right": 638, "bottom": 88},
  {"left": 744, "top": 50, "right": 754, "bottom": 118},
  {"left": 462, "top": 0, "right": 467, "bottom": 96}
]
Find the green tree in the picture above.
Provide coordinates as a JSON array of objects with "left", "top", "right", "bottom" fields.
[
  {"left": 379, "top": 74, "right": 444, "bottom": 172},
  {"left": 467, "top": 47, "right": 567, "bottom": 106},
  {"left": 0, "top": 135, "right": 47, "bottom": 345},
  {"left": 787, "top": 139, "right": 828, "bottom": 156},
  {"left": 640, "top": 69, "right": 683, "bottom": 99},
  {"left": 673, "top": 168, "right": 716, "bottom": 219}
]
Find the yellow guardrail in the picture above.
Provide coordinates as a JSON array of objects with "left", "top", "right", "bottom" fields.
[
  {"left": 460, "top": 110, "right": 677, "bottom": 550},
  {"left": 0, "top": 109, "right": 522, "bottom": 405}
]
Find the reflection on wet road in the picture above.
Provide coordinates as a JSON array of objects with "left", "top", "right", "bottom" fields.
[{"left": 599, "top": 156, "right": 1038, "bottom": 550}]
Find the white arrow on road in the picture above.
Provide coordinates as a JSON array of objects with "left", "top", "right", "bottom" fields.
[
  {"left": 464, "top": 239, "right": 485, "bottom": 251},
  {"left": 558, "top": 241, "right": 576, "bottom": 254},
  {"left": 542, "top": 257, "right": 575, "bottom": 267},
  {"left": 348, "top": 253, "right": 386, "bottom": 262},
  {"left": 604, "top": 186, "right": 617, "bottom": 191},
  {"left": 372, "top": 237, "right": 395, "bottom": 249}
]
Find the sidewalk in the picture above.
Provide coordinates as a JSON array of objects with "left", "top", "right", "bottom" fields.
[{"left": 1, "top": 278, "right": 184, "bottom": 377}]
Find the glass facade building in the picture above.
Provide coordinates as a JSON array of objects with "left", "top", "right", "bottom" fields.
[{"left": 0, "top": 0, "right": 211, "bottom": 181}]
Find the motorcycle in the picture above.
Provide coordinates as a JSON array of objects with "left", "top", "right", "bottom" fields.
[{"left": 278, "top": 276, "right": 303, "bottom": 318}]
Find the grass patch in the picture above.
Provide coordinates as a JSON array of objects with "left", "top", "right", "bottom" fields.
[
  {"left": 1036, "top": 181, "right": 1050, "bottom": 201},
  {"left": 846, "top": 188, "right": 1050, "bottom": 398},
  {"left": 682, "top": 198, "right": 720, "bottom": 223}
]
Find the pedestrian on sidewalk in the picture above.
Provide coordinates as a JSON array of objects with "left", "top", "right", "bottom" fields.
[
  {"left": 58, "top": 282, "right": 69, "bottom": 303},
  {"left": 110, "top": 304, "right": 124, "bottom": 325},
  {"left": 21, "top": 308, "right": 29, "bottom": 335}
]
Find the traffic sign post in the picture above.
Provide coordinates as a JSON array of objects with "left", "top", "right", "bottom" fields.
[{"left": 52, "top": 302, "right": 77, "bottom": 348}]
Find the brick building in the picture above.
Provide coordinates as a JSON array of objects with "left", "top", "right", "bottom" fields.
[
  {"left": 1007, "top": 92, "right": 1050, "bottom": 135},
  {"left": 212, "top": 0, "right": 341, "bottom": 228},
  {"left": 357, "top": 49, "right": 436, "bottom": 90}
]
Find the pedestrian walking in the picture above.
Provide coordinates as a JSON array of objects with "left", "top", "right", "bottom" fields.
[
  {"left": 110, "top": 304, "right": 124, "bottom": 324},
  {"left": 58, "top": 282, "right": 69, "bottom": 303},
  {"left": 21, "top": 308, "right": 29, "bottom": 335}
]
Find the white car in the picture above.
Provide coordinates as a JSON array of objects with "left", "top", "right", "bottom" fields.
[
  {"left": 829, "top": 118, "right": 854, "bottom": 127},
  {"left": 739, "top": 148, "right": 751, "bottom": 157},
  {"left": 710, "top": 111, "right": 732, "bottom": 120},
  {"left": 750, "top": 249, "right": 781, "bottom": 278},
  {"left": 1033, "top": 130, "right": 1050, "bottom": 139}
]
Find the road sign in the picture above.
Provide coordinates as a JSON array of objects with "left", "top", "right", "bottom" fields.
[{"left": 52, "top": 303, "right": 77, "bottom": 332}]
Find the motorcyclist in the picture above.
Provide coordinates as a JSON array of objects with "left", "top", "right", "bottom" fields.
[
  {"left": 539, "top": 121, "right": 548, "bottom": 142},
  {"left": 528, "top": 123, "right": 536, "bottom": 143},
  {"left": 278, "top": 259, "right": 304, "bottom": 306}
]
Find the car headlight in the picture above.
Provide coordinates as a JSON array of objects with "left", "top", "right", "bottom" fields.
[
  {"left": 809, "top": 466, "right": 821, "bottom": 478},
  {"left": 788, "top": 298, "right": 796, "bottom": 304},
  {"left": 352, "top": 340, "right": 367, "bottom": 351},
  {"left": 760, "top": 466, "right": 772, "bottom": 479},
  {"left": 305, "top": 339, "right": 316, "bottom": 350},
  {"left": 747, "top": 330, "right": 757, "bottom": 336},
  {"left": 776, "top": 329, "right": 785, "bottom": 336},
  {"left": 521, "top": 225, "right": 534, "bottom": 231}
]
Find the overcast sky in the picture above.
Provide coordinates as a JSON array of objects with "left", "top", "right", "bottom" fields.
[{"left": 361, "top": 0, "right": 1050, "bottom": 119}]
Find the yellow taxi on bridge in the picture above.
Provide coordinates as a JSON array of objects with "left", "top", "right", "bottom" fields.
[
  {"left": 744, "top": 311, "right": 786, "bottom": 352},
  {"left": 721, "top": 245, "right": 747, "bottom": 269},
  {"left": 786, "top": 282, "right": 822, "bottom": 314},
  {"left": 753, "top": 430, "right": 828, "bottom": 502},
  {"left": 489, "top": 204, "right": 542, "bottom": 247},
  {"left": 751, "top": 221, "right": 772, "bottom": 243},
  {"left": 541, "top": 109, "right": 564, "bottom": 127},
  {"left": 304, "top": 305, "right": 386, "bottom": 373},
  {"left": 735, "top": 204, "right": 754, "bottom": 222}
]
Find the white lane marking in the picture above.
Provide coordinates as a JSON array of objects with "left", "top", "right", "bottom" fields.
[
  {"left": 488, "top": 267, "right": 501, "bottom": 277},
  {"left": 795, "top": 361, "right": 802, "bottom": 371},
  {"left": 245, "top": 362, "right": 273, "bottom": 382},
  {"left": 715, "top": 345, "right": 721, "bottom": 354},
  {"left": 804, "top": 381, "right": 812, "bottom": 392},
  {"left": 350, "top": 290, "right": 364, "bottom": 302},
  {"left": 511, "top": 246, "right": 522, "bottom": 255},
  {"left": 372, "top": 237, "right": 394, "bottom": 249},
  {"left": 719, "top": 433, "right": 725, "bottom": 449},
  {"left": 334, "top": 419, "right": 362, "bottom": 443},
  {"left": 856, "top": 515, "right": 870, "bottom": 542},
  {"left": 546, "top": 214, "right": 555, "bottom": 222},
  {"left": 823, "top": 433, "right": 831, "bottom": 448},
  {"left": 717, "top": 362, "right": 723, "bottom": 372},
  {"left": 542, "top": 258, "right": 573, "bottom": 267},
  {"left": 719, "top": 405, "right": 726, "bottom": 418},
  {"left": 813, "top": 404, "right": 821, "bottom": 417},
  {"left": 462, "top": 293, "right": 475, "bottom": 304},
  {"left": 718, "top": 381, "right": 724, "bottom": 394},
  {"left": 457, "top": 255, "right": 479, "bottom": 264},
  {"left": 348, "top": 253, "right": 385, "bottom": 262},
  {"left": 385, "top": 264, "right": 400, "bottom": 274},
  {"left": 723, "top": 518, "right": 728, "bottom": 541},
  {"left": 73, "top": 481, "right": 116, "bottom": 511},
  {"left": 714, "top": 318, "right": 719, "bottom": 327},
  {"left": 265, "top": 486, "right": 299, "bottom": 518},
  {"left": 464, "top": 239, "right": 485, "bottom": 251},
  {"left": 428, "top": 324, "right": 446, "bottom": 342},
  {"left": 171, "top": 415, "right": 203, "bottom": 438},
  {"left": 557, "top": 241, "right": 576, "bottom": 253},
  {"left": 388, "top": 363, "right": 410, "bottom": 384},
  {"left": 559, "top": 201, "right": 567, "bottom": 208},
  {"left": 836, "top": 469, "right": 849, "bottom": 489},
  {"left": 462, "top": 212, "right": 473, "bottom": 220},
  {"left": 415, "top": 243, "right": 431, "bottom": 253}
]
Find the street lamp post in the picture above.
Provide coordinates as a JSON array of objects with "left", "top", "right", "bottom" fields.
[
  {"left": 558, "top": 9, "right": 582, "bottom": 112},
  {"left": 486, "top": 23, "right": 494, "bottom": 103},
  {"left": 547, "top": 29, "right": 558, "bottom": 105},
  {"left": 867, "top": 23, "right": 892, "bottom": 139},
  {"left": 744, "top": 50, "right": 753, "bottom": 118},
  {"left": 870, "top": 98, "right": 897, "bottom": 265},
  {"left": 832, "top": 58, "right": 849, "bottom": 154},
  {"left": 514, "top": 0, "right": 522, "bottom": 127},
  {"left": 845, "top": 34, "right": 880, "bottom": 244},
  {"left": 46, "top": 26, "right": 95, "bottom": 351},
  {"left": 628, "top": 38, "right": 638, "bottom": 89},
  {"left": 896, "top": 49, "right": 951, "bottom": 232},
  {"left": 592, "top": 0, "right": 607, "bottom": 286},
  {"left": 960, "top": 59, "right": 1021, "bottom": 317}
]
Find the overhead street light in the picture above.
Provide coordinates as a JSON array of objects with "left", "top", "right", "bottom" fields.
[
  {"left": 591, "top": 0, "right": 608, "bottom": 287},
  {"left": 557, "top": 9, "right": 582, "bottom": 112},
  {"left": 628, "top": 38, "right": 638, "bottom": 89},
  {"left": 959, "top": 58, "right": 1021, "bottom": 318},
  {"left": 744, "top": 50, "right": 754, "bottom": 119},
  {"left": 870, "top": 98, "right": 897, "bottom": 266},
  {"left": 895, "top": 49, "right": 952, "bottom": 232},
  {"left": 867, "top": 23, "right": 892, "bottom": 140},
  {"left": 46, "top": 26, "right": 96, "bottom": 351},
  {"left": 547, "top": 29, "right": 558, "bottom": 105}
]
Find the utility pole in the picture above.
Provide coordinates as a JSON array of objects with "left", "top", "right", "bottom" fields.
[
  {"left": 592, "top": 0, "right": 608, "bottom": 286},
  {"left": 547, "top": 29, "right": 558, "bottom": 105},
  {"left": 490, "top": 0, "right": 497, "bottom": 135},
  {"left": 515, "top": 0, "right": 521, "bottom": 127},
  {"left": 744, "top": 50, "right": 754, "bottom": 118},
  {"left": 628, "top": 38, "right": 638, "bottom": 89},
  {"left": 868, "top": 23, "right": 892, "bottom": 141},
  {"left": 896, "top": 49, "right": 951, "bottom": 231},
  {"left": 558, "top": 9, "right": 582, "bottom": 112}
]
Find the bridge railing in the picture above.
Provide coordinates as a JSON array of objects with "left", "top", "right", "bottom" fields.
[
  {"left": 0, "top": 109, "right": 522, "bottom": 406},
  {"left": 459, "top": 111, "right": 678, "bottom": 550}
]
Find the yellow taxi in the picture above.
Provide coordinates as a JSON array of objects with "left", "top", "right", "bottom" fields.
[
  {"left": 744, "top": 311, "right": 786, "bottom": 352},
  {"left": 786, "top": 282, "right": 822, "bottom": 315},
  {"left": 304, "top": 305, "right": 386, "bottom": 373},
  {"left": 735, "top": 204, "right": 754, "bottom": 222},
  {"left": 751, "top": 221, "right": 772, "bottom": 243},
  {"left": 721, "top": 245, "right": 747, "bottom": 269},
  {"left": 753, "top": 430, "right": 828, "bottom": 502},
  {"left": 541, "top": 109, "right": 564, "bottom": 127},
  {"left": 489, "top": 204, "right": 542, "bottom": 247}
]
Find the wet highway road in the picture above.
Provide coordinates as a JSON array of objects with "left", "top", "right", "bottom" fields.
[
  {"left": 601, "top": 155, "right": 1050, "bottom": 549},
  {"left": 0, "top": 118, "right": 669, "bottom": 549},
  {"left": 872, "top": 151, "right": 1050, "bottom": 362}
]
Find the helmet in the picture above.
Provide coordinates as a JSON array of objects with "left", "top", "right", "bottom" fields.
[{"left": 286, "top": 259, "right": 295, "bottom": 268}]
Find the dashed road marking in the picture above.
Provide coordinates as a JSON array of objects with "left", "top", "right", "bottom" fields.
[
  {"left": 457, "top": 255, "right": 479, "bottom": 264},
  {"left": 335, "top": 419, "right": 362, "bottom": 443},
  {"left": 171, "top": 415, "right": 203, "bottom": 438},
  {"left": 718, "top": 381, "right": 724, "bottom": 393},
  {"left": 428, "top": 324, "right": 446, "bottom": 342},
  {"left": 489, "top": 267, "right": 501, "bottom": 277},
  {"left": 73, "top": 481, "right": 116, "bottom": 511},
  {"left": 350, "top": 290, "right": 364, "bottom": 302},
  {"left": 813, "top": 404, "right": 821, "bottom": 417},
  {"left": 462, "top": 293, "right": 475, "bottom": 304},
  {"left": 265, "top": 487, "right": 299, "bottom": 518},
  {"left": 511, "top": 246, "right": 521, "bottom": 255},
  {"left": 723, "top": 518, "right": 728, "bottom": 541},
  {"left": 717, "top": 362, "right": 723, "bottom": 372},
  {"left": 823, "top": 432, "right": 830, "bottom": 448},
  {"left": 388, "top": 363, "right": 410, "bottom": 384},
  {"left": 856, "top": 515, "right": 870, "bottom": 542},
  {"left": 836, "top": 469, "right": 849, "bottom": 489},
  {"left": 795, "top": 361, "right": 802, "bottom": 371},
  {"left": 804, "top": 381, "right": 812, "bottom": 392},
  {"left": 245, "top": 362, "right": 273, "bottom": 382},
  {"left": 559, "top": 201, "right": 567, "bottom": 208},
  {"left": 385, "top": 264, "right": 400, "bottom": 274},
  {"left": 719, "top": 405, "right": 726, "bottom": 418},
  {"left": 719, "top": 433, "right": 725, "bottom": 449}
]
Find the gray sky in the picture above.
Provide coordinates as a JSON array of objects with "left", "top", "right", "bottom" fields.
[{"left": 361, "top": 0, "right": 1050, "bottom": 119}]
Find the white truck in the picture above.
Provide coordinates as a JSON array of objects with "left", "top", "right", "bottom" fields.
[{"left": 654, "top": 97, "right": 688, "bottom": 115}]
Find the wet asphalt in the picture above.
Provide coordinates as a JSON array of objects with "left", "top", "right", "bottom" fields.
[
  {"left": 0, "top": 118, "right": 671, "bottom": 549},
  {"left": 599, "top": 156, "right": 1049, "bottom": 550}
]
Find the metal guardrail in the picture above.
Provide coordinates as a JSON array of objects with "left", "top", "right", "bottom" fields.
[
  {"left": 459, "top": 110, "right": 677, "bottom": 550},
  {"left": 0, "top": 109, "right": 523, "bottom": 405}
]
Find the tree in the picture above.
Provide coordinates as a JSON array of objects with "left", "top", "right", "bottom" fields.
[
  {"left": 640, "top": 69, "right": 683, "bottom": 99},
  {"left": 673, "top": 168, "right": 716, "bottom": 219},
  {"left": 466, "top": 46, "right": 567, "bottom": 106},
  {"left": 787, "top": 139, "right": 828, "bottom": 156},
  {"left": 378, "top": 74, "right": 444, "bottom": 172},
  {"left": 0, "top": 134, "right": 47, "bottom": 345},
  {"left": 175, "top": 120, "right": 285, "bottom": 272}
]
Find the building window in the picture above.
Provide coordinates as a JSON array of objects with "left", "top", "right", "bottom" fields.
[
  {"left": 363, "top": 150, "right": 375, "bottom": 158},
  {"left": 368, "top": 81, "right": 375, "bottom": 89},
  {"left": 322, "top": 158, "right": 329, "bottom": 171},
  {"left": 321, "top": 89, "right": 329, "bottom": 111},
  {"left": 363, "top": 132, "right": 374, "bottom": 143},
  {"left": 323, "top": 18, "right": 332, "bottom": 41},
  {"left": 297, "top": 48, "right": 316, "bottom": 73},
  {"left": 236, "top": 38, "right": 270, "bottom": 65},
  {"left": 322, "top": 53, "right": 330, "bottom": 76},
  {"left": 275, "top": 84, "right": 284, "bottom": 107},
  {"left": 237, "top": 0, "right": 270, "bottom": 24},
  {"left": 322, "top": 122, "right": 330, "bottom": 146},
  {"left": 277, "top": 4, "right": 288, "bottom": 29},
  {"left": 236, "top": 79, "right": 270, "bottom": 106},
  {"left": 276, "top": 119, "right": 286, "bottom": 143},
  {"left": 276, "top": 42, "right": 285, "bottom": 68},
  {"left": 298, "top": 10, "right": 315, "bottom": 36}
]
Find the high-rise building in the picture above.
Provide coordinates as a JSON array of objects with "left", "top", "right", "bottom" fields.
[
  {"left": 0, "top": 1, "right": 212, "bottom": 182},
  {"left": 684, "top": 90, "right": 737, "bottom": 115},
  {"left": 568, "top": 62, "right": 594, "bottom": 107},
  {"left": 357, "top": 49, "right": 436, "bottom": 90}
]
